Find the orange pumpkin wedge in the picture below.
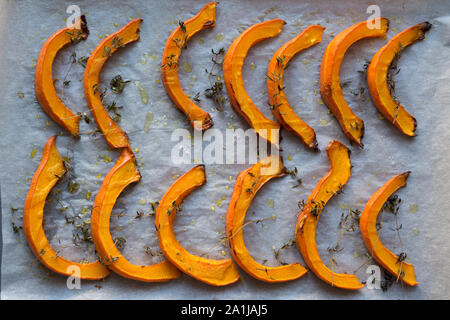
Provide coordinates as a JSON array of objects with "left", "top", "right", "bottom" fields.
[
  {"left": 320, "top": 18, "right": 389, "bottom": 147},
  {"left": 155, "top": 165, "right": 240, "bottom": 286},
  {"left": 225, "top": 155, "right": 307, "bottom": 282},
  {"left": 160, "top": 2, "right": 217, "bottom": 131},
  {"left": 360, "top": 171, "right": 418, "bottom": 286},
  {"left": 223, "top": 19, "right": 285, "bottom": 148},
  {"left": 367, "top": 22, "right": 431, "bottom": 136},
  {"left": 267, "top": 25, "right": 325, "bottom": 151},
  {"left": 23, "top": 136, "right": 109, "bottom": 279},
  {"left": 35, "top": 15, "right": 89, "bottom": 136},
  {"left": 91, "top": 147, "right": 181, "bottom": 282},
  {"left": 84, "top": 19, "right": 142, "bottom": 149},
  {"left": 295, "top": 140, "right": 364, "bottom": 289}
]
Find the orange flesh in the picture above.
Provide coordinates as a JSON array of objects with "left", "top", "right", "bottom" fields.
[
  {"left": 161, "top": 2, "right": 217, "bottom": 131},
  {"left": 223, "top": 19, "right": 285, "bottom": 148},
  {"left": 320, "top": 18, "right": 389, "bottom": 147},
  {"left": 360, "top": 172, "right": 418, "bottom": 286},
  {"left": 84, "top": 19, "right": 142, "bottom": 149},
  {"left": 295, "top": 140, "right": 364, "bottom": 289},
  {"left": 35, "top": 16, "right": 88, "bottom": 136},
  {"left": 367, "top": 22, "right": 431, "bottom": 136},
  {"left": 23, "top": 136, "right": 109, "bottom": 279},
  {"left": 226, "top": 155, "right": 308, "bottom": 282},
  {"left": 267, "top": 25, "right": 325, "bottom": 150},
  {"left": 155, "top": 165, "right": 240, "bottom": 286},
  {"left": 91, "top": 147, "right": 181, "bottom": 282}
]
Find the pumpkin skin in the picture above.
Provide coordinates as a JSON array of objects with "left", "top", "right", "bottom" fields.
[
  {"left": 295, "top": 140, "right": 364, "bottom": 290},
  {"left": 225, "top": 155, "right": 308, "bottom": 282},
  {"left": 360, "top": 171, "right": 418, "bottom": 286},
  {"left": 90, "top": 147, "right": 181, "bottom": 282},
  {"left": 84, "top": 19, "right": 142, "bottom": 149},
  {"left": 23, "top": 136, "right": 110, "bottom": 279},
  {"left": 267, "top": 25, "right": 325, "bottom": 151},
  {"left": 223, "top": 19, "right": 285, "bottom": 148},
  {"left": 320, "top": 18, "right": 389, "bottom": 147},
  {"left": 155, "top": 165, "right": 240, "bottom": 286},
  {"left": 35, "top": 15, "right": 89, "bottom": 136},
  {"left": 161, "top": 2, "right": 217, "bottom": 131},
  {"left": 367, "top": 22, "right": 431, "bottom": 136}
]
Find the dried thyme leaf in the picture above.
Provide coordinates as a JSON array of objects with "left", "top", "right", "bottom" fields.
[{"left": 110, "top": 75, "right": 130, "bottom": 94}]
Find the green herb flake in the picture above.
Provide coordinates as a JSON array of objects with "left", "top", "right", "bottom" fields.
[{"left": 30, "top": 148, "right": 37, "bottom": 159}]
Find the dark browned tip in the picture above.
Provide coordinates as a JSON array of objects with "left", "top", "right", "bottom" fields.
[
  {"left": 359, "top": 120, "right": 365, "bottom": 148},
  {"left": 80, "top": 15, "right": 89, "bottom": 38},
  {"left": 420, "top": 21, "right": 432, "bottom": 33},
  {"left": 309, "top": 140, "right": 320, "bottom": 152},
  {"left": 411, "top": 116, "right": 417, "bottom": 136},
  {"left": 402, "top": 171, "right": 411, "bottom": 179},
  {"left": 72, "top": 133, "right": 81, "bottom": 140},
  {"left": 385, "top": 17, "right": 390, "bottom": 32},
  {"left": 202, "top": 117, "right": 214, "bottom": 131}
]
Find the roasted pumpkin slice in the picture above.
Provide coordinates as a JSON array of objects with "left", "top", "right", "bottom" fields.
[
  {"left": 155, "top": 165, "right": 240, "bottom": 286},
  {"left": 91, "top": 147, "right": 181, "bottom": 282},
  {"left": 35, "top": 15, "right": 89, "bottom": 136},
  {"left": 84, "top": 19, "right": 142, "bottom": 148},
  {"left": 226, "top": 155, "right": 307, "bottom": 282},
  {"left": 360, "top": 172, "right": 418, "bottom": 286},
  {"left": 295, "top": 140, "right": 364, "bottom": 289},
  {"left": 267, "top": 25, "right": 325, "bottom": 151},
  {"left": 367, "top": 22, "right": 431, "bottom": 136},
  {"left": 23, "top": 136, "right": 109, "bottom": 279},
  {"left": 161, "top": 2, "right": 217, "bottom": 131},
  {"left": 223, "top": 19, "right": 285, "bottom": 147},
  {"left": 320, "top": 18, "right": 389, "bottom": 147}
]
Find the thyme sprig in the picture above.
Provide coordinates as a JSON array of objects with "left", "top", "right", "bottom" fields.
[
  {"left": 273, "top": 238, "right": 295, "bottom": 266},
  {"left": 66, "top": 29, "right": 85, "bottom": 44},
  {"left": 204, "top": 48, "right": 226, "bottom": 112},
  {"left": 110, "top": 75, "right": 130, "bottom": 94}
]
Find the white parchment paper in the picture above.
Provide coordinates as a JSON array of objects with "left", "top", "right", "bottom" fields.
[{"left": 1, "top": 0, "right": 450, "bottom": 299}]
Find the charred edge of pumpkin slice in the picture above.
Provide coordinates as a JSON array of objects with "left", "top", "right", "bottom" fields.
[
  {"left": 23, "top": 135, "right": 109, "bottom": 280},
  {"left": 79, "top": 14, "right": 89, "bottom": 38}
]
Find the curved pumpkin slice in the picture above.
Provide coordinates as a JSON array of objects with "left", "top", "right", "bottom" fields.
[
  {"left": 225, "top": 155, "right": 307, "bottom": 282},
  {"left": 320, "top": 18, "right": 389, "bottom": 147},
  {"left": 91, "top": 147, "right": 181, "bottom": 282},
  {"left": 35, "top": 15, "right": 89, "bottom": 136},
  {"left": 84, "top": 19, "right": 142, "bottom": 148},
  {"left": 360, "top": 171, "right": 418, "bottom": 286},
  {"left": 295, "top": 140, "right": 364, "bottom": 289},
  {"left": 267, "top": 25, "right": 325, "bottom": 151},
  {"left": 367, "top": 22, "right": 431, "bottom": 136},
  {"left": 223, "top": 19, "right": 285, "bottom": 147},
  {"left": 155, "top": 165, "right": 240, "bottom": 286},
  {"left": 161, "top": 2, "right": 217, "bottom": 131},
  {"left": 23, "top": 136, "right": 109, "bottom": 279}
]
